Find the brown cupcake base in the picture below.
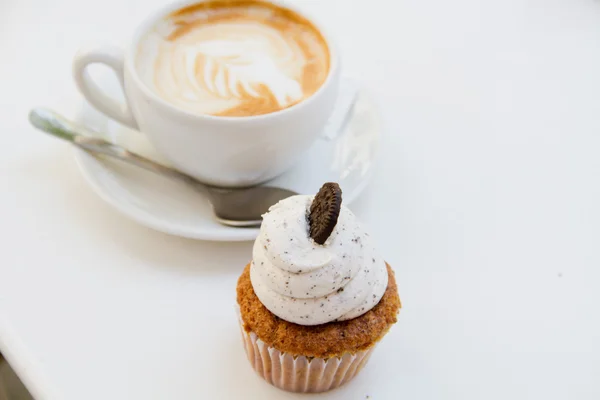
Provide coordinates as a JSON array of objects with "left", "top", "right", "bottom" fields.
[{"left": 236, "top": 262, "right": 401, "bottom": 392}]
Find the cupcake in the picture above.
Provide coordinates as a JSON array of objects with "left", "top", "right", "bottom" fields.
[{"left": 236, "top": 183, "right": 401, "bottom": 393}]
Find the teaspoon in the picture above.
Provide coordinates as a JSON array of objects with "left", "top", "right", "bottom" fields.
[{"left": 29, "top": 108, "right": 298, "bottom": 227}]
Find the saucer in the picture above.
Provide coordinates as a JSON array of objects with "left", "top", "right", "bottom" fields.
[{"left": 73, "top": 78, "right": 381, "bottom": 241}]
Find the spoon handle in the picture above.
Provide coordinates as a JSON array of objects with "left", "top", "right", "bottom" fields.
[{"left": 29, "top": 108, "right": 198, "bottom": 185}]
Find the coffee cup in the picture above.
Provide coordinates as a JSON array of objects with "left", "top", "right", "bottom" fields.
[{"left": 73, "top": 0, "right": 340, "bottom": 187}]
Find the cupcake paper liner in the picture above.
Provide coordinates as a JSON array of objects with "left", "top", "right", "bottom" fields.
[{"left": 237, "top": 311, "right": 375, "bottom": 393}]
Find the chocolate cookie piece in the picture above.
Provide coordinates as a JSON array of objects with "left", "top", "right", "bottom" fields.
[{"left": 309, "top": 182, "right": 342, "bottom": 244}]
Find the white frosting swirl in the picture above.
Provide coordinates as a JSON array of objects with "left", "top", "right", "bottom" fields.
[{"left": 250, "top": 195, "right": 388, "bottom": 326}]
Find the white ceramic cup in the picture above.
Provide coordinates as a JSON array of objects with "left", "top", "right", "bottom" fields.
[{"left": 73, "top": 0, "right": 340, "bottom": 187}]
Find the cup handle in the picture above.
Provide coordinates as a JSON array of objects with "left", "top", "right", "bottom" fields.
[{"left": 72, "top": 45, "right": 138, "bottom": 129}]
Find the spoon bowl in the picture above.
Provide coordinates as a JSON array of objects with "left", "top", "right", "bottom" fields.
[{"left": 208, "top": 186, "right": 299, "bottom": 227}]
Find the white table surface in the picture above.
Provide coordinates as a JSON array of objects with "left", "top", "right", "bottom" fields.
[{"left": 2, "top": 0, "right": 600, "bottom": 399}]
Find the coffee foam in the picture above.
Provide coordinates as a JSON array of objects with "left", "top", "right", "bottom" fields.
[{"left": 136, "top": 1, "right": 330, "bottom": 117}]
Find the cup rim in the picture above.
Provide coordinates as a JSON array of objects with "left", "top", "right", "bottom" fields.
[{"left": 125, "top": 0, "right": 340, "bottom": 123}]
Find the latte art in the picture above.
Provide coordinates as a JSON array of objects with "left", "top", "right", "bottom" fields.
[{"left": 136, "top": 1, "right": 330, "bottom": 117}]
